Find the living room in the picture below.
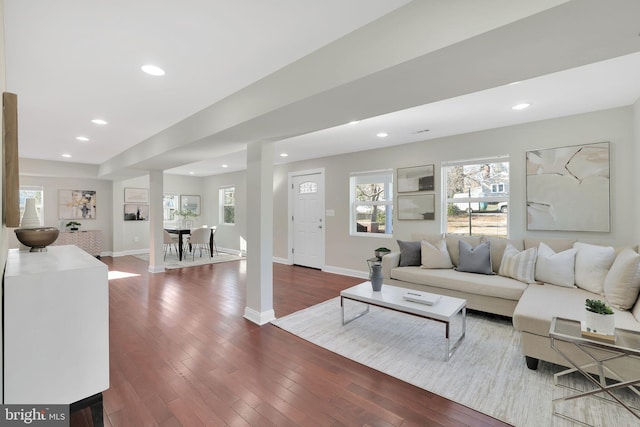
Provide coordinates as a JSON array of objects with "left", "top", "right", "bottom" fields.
[{"left": 3, "top": 1, "right": 640, "bottom": 425}]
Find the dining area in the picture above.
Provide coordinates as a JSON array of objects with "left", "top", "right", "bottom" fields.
[{"left": 164, "top": 225, "right": 218, "bottom": 261}]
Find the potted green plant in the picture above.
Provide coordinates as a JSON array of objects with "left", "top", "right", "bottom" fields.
[
  {"left": 585, "top": 299, "right": 615, "bottom": 335},
  {"left": 176, "top": 209, "right": 199, "bottom": 228},
  {"left": 374, "top": 247, "right": 391, "bottom": 259},
  {"left": 66, "top": 221, "right": 81, "bottom": 231}
]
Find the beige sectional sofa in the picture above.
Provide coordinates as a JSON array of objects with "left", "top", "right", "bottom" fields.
[{"left": 381, "top": 233, "right": 640, "bottom": 373}]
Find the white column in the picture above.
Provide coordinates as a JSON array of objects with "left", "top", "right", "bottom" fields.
[
  {"left": 244, "top": 141, "right": 275, "bottom": 325},
  {"left": 148, "top": 170, "right": 165, "bottom": 273}
]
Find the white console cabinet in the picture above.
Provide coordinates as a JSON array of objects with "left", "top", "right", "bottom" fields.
[{"left": 2, "top": 245, "right": 109, "bottom": 405}]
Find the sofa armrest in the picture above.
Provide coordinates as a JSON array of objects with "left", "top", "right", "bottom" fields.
[{"left": 381, "top": 252, "right": 400, "bottom": 279}]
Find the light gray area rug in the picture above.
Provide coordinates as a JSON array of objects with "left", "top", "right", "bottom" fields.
[
  {"left": 134, "top": 251, "right": 244, "bottom": 269},
  {"left": 272, "top": 297, "right": 639, "bottom": 427}
]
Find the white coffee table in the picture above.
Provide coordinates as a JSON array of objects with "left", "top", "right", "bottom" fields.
[{"left": 340, "top": 282, "right": 466, "bottom": 361}]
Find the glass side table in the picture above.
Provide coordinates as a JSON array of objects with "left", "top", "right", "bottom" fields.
[{"left": 549, "top": 317, "right": 640, "bottom": 425}]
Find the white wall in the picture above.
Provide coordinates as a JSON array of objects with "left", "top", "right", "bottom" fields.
[
  {"left": 634, "top": 98, "right": 640, "bottom": 244},
  {"left": 271, "top": 106, "right": 636, "bottom": 274},
  {"left": 9, "top": 175, "right": 113, "bottom": 253},
  {"left": 202, "top": 170, "right": 247, "bottom": 254}
]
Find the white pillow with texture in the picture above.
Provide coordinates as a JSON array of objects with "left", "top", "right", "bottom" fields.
[
  {"left": 574, "top": 242, "right": 615, "bottom": 295},
  {"left": 498, "top": 243, "right": 538, "bottom": 284},
  {"left": 420, "top": 239, "right": 453, "bottom": 269},
  {"left": 604, "top": 248, "right": 640, "bottom": 310},
  {"left": 535, "top": 242, "right": 577, "bottom": 288}
]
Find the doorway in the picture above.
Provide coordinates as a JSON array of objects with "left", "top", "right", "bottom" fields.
[{"left": 289, "top": 169, "right": 325, "bottom": 269}]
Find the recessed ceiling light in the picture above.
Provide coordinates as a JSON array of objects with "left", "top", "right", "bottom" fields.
[
  {"left": 141, "top": 64, "right": 165, "bottom": 76},
  {"left": 377, "top": 132, "right": 388, "bottom": 138},
  {"left": 61, "top": 153, "right": 72, "bottom": 158},
  {"left": 76, "top": 136, "right": 89, "bottom": 142},
  {"left": 221, "top": 164, "right": 229, "bottom": 168},
  {"left": 91, "top": 119, "right": 108, "bottom": 125},
  {"left": 189, "top": 171, "right": 195, "bottom": 175},
  {"left": 280, "top": 153, "right": 289, "bottom": 157},
  {"left": 512, "top": 103, "right": 531, "bottom": 110},
  {"left": 348, "top": 120, "right": 360, "bottom": 125}
]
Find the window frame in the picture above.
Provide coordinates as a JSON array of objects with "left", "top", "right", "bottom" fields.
[
  {"left": 349, "top": 169, "right": 393, "bottom": 237},
  {"left": 219, "top": 186, "right": 235, "bottom": 225},
  {"left": 442, "top": 156, "right": 510, "bottom": 237}
]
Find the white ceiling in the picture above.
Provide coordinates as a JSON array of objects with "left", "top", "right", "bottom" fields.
[{"left": 5, "top": 0, "right": 640, "bottom": 179}]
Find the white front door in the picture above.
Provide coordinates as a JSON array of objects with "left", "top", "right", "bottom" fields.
[{"left": 292, "top": 172, "right": 324, "bottom": 269}]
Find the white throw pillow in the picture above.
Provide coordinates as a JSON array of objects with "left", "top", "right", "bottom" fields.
[
  {"left": 420, "top": 239, "right": 453, "bottom": 269},
  {"left": 535, "top": 242, "right": 577, "bottom": 288},
  {"left": 574, "top": 242, "right": 615, "bottom": 295},
  {"left": 498, "top": 243, "right": 538, "bottom": 284},
  {"left": 604, "top": 248, "right": 640, "bottom": 310}
]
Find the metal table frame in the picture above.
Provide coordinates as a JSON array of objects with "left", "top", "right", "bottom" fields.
[{"left": 549, "top": 317, "right": 640, "bottom": 425}]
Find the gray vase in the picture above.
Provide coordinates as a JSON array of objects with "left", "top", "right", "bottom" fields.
[{"left": 370, "top": 264, "right": 383, "bottom": 291}]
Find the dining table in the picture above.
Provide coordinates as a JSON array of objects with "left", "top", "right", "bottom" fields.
[{"left": 164, "top": 227, "right": 216, "bottom": 261}]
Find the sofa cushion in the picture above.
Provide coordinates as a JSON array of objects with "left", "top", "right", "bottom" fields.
[
  {"left": 390, "top": 267, "right": 527, "bottom": 301},
  {"left": 456, "top": 240, "right": 492, "bottom": 275},
  {"left": 498, "top": 244, "right": 537, "bottom": 284},
  {"left": 420, "top": 239, "right": 453, "bottom": 269},
  {"left": 397, "top": 240, "right": 421, "bottom": 267},
  {"left": 513, "top": 284, "right": 640, "bottom": 337},
  {"left": 604, "top": 248, "right": 640, "bottom": 310},
  {"left": 574, "top": 242, "right": 615, "bottom": 294},
  {"left": 633, "top": 298, "right": 640, "bottom": 323},
  {"left": 445, "top": 235, "right": 482, "bottom": 266},
  {"left": 535, "top": 242, "right": 577, "bottom": 288},
  {"left": 481, "top": 236, "right": 524, "bottom": 273}
]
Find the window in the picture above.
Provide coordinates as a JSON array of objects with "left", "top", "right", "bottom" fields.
[
  {"left": 350, "top": 170, "right": 393, "bottom": 235},
  {"left": 443, "top": 157, "right": 509, "bottom": 237},
  {"left": 219, "top": 187, "right": 235, "bottom": 225},
  {"left": 163, "top": 194, "right": 178, "bottom": 223},
  {"left": 19, "top": 186, "right": 44, "bottom": 226}
]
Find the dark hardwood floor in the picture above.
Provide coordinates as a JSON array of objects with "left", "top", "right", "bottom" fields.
[{"left": 71, "top": 256, "right": 511, "bottom": 427}]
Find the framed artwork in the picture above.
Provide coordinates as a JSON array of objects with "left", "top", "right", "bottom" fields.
[
  {"left": 59, "top": 190, "right": 97, "bottom": 219},
  {"left": 526, "top": 141, "right": 610, "bottom": 232},
  {"left": 180, "top": 195, "right": 201, "bottom": 215},
  {"left": 124, "top": 204, "right": 149, "bottom": 221},
  {"left": 124, "top": 187, "right": 149, "bottom": 203},
  {"left": 397, "top": 164, "right": 434, "bottom": 193},
  {"left": 398, "top": 194, "right": 435, "bottom": 220}
]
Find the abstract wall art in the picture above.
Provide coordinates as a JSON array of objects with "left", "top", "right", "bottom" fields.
[{"left": 526, "top": 142, "right": 610, "bottom": 232}]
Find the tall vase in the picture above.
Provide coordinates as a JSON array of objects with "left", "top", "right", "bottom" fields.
[
  {"left": 20, "top": 198, "right": 40, "bottom": 228},
  {"left": 370, "top": 264, "right": 383, "bottom": 292}
]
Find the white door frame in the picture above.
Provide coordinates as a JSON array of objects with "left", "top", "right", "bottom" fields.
[{"left": 287, "top": 168, "right": 325, "bottom": 268}]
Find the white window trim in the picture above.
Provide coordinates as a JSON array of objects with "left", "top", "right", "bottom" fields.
[
  {"left": 350, "top": 169, "right": 393, "bottom": 237},
  {"left": 219, "top": 186, "right": 235, "bottom": 226}
]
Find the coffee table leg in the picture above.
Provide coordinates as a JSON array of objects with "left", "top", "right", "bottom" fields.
[
  {"left": 446, "top": 306, "right": 466, "bottom": 361},
  {"left": 342, "top": 297, "right": 370, "bottom": 325}
]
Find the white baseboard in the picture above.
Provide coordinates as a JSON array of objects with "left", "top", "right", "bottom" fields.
[
  {"left": 243, "top": 307, "right": 276, "bottom": 325},
  {"left": 322, "top": 265, "right": 368, "bottom": 279},
  {"left": 112, "top": 249, "right": 149, "bottom": 257},
  {"left": 273, "top": 257, "right": 290, "bottom": 265}
]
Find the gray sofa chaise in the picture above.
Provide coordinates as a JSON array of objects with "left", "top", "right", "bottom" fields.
[{"left": 381, "top": 233, "right": 640, "bottom": 374}]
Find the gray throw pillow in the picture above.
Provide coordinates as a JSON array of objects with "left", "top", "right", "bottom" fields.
[
  {"left": 397, "top": 240, "right": 421, "bottom": 267},
  {"left": 456, "top": 240, "right": 493, "bottom": 275}
]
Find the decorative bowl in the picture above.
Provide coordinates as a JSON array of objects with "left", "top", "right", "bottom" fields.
[{"left": 14, "top": 227, "right": 60, "bottom": 252}]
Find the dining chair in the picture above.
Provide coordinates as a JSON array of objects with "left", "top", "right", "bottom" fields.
[
  {"left": 189, "top": 227, "right": 211, "bottom": 260},
  {"left": 163, "top": 230, "right": 177, "bottom": 260},
  {"left": 210, "top": 226, "right": 219, "bottom": 255}
]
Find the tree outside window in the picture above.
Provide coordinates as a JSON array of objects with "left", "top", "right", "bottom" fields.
[
  {"left": 350, "top": 171, "right": 393, "bottom": 235},
  {"left": 220, "top": 187, "right": 235, "bottom": 225},
  {"left": 443, "top": 158, "right": 509, "bottom": 237}
]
